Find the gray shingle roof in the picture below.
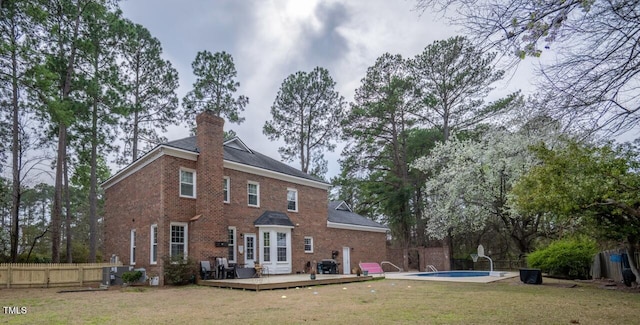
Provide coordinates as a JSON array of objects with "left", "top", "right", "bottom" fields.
[
  {"left": 164, "top": 136, "right": 326, "bottom": 183},
  {"left": 253, "top": 211, "right": 295, "bottom": 227},
  {"left": 327, "top": 201, "right": 388, "bottom": 230}
]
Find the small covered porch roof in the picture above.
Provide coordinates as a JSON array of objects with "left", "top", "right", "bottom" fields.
[{"left": 253, "top": 211, "right": 295, "bottom": 228}]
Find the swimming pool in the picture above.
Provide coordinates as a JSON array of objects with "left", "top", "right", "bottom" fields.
[
  {"left": 386, "top": 270, "right": 517, "bottom": 283},
  {"left": 410, "top": 271, "right": 490, "bottom": 277}
]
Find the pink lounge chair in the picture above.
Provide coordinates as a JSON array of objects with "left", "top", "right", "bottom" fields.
[{"left": 359, "top": 262, "right": 384, "bottom": 275}]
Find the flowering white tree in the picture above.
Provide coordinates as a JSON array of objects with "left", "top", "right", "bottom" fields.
[{"left": 412, "top": 117, "right": 564, "bottom": 253}]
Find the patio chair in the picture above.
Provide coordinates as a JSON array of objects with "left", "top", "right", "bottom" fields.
[
  {"left": 200, "top": 261, "right": 214, "bottom": 280},
  {"left": 221, "top": 257, "right": 236, "bottom": 279},
  {"left": 253, "top": 263, "right": 269, "bottom": 278},
  {"left": 254, "top": 263, "right": 263, "bottom": 278}
]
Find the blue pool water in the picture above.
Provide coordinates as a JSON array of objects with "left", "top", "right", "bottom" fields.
[{"left": 410, "top": 271, "right": 490, "bottom": 277}]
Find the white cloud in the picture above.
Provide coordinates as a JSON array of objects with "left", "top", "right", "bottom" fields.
[{"left": 118, "top": 0, "right": 536, "bottom": 180}]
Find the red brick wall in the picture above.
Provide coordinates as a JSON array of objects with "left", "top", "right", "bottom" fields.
[
  {"left": 315, "top": 228, "right": 387, "bottom": 274},
  {"left": 104, "top": 154, "right": 197, "bottom": 282},
  {"left": 418, "top": 245, "right": 451, "bottom": 272},
  {"left": 104, "top": 155, "right": 161, "bottom": 270},
  {"left": 192, "top": 113, "right": 226, "bottom": 261}
]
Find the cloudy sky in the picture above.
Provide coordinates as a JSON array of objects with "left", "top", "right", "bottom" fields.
[{"left": 118, "top": 0, "right": 538, "bottom": 180}]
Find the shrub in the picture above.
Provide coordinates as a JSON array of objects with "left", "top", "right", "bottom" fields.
[
  {"left": 527, "top": 237, "right": 598, "bottom": 279},
  {"left": 163, "top": 255, "right": 197, "bottom": 285},
  {"left": 121, "top": 270, "right": 143, "bottom": 284}
]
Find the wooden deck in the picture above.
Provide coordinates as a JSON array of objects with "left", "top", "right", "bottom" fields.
[{"left": 198, "top": 274, "right": 381, "bottom": 291}]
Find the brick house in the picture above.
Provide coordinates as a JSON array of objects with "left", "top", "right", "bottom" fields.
[{"left": 102, "top": 112, "right": 388, "bottom": 283}]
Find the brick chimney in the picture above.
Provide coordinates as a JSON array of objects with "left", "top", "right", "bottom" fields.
[{"left": 192, "top": 111, "right": 225, "bottom": 261}]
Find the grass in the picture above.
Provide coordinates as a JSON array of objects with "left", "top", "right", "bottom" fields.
[{"left": 0, "top": 277, "right": 638, "bottom": 324}]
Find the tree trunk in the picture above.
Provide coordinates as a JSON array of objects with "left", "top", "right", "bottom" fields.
[
  {"left": 89, "top": 76, "right": 98, "bottom": 262},
  {"left": 64, "top": 152, "right": 72, "bottom": 263},
  {"left": 26, "top": 227, "right": 48, "bottom": 263},
  {"left": 9, "top": 18, "right": 20, "bottom": 263},
  {"left": 52, "top": 4, "right": 81, "bottom": 263},
  {"left": 51, "top": 126, "right": 65, "bottom": 263},
  {"left": 403, "top": 244, "right": 410, "bottom": 272},
  {"left": 132, "top": 109, "right": 139, "bottom": 161},
  {"left": 132, "top": 58, "right": 140, "bottom": 161},
  {"left": 299, "top": 106, "right": 307, "bottom": 173},
  {"left": 447, "top": 229, "right": 454, "bottom": 270},
  {"left": 442, "top": 110, "right": 450, "bottom": 142}
]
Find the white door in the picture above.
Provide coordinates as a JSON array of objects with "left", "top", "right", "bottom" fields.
[
  {"left": 244, "top": 234, "right": 256, "bottom": 268},
  {"left": 259, "top": 227, "right": 292, "bottom": 274},
  {"left": 343, "top": 247, "right": 351, "bottom": 274}
]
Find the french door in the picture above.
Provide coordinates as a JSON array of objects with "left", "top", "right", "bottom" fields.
[{"left": 259, "top": 227, "right": 291, "bottom": 274}]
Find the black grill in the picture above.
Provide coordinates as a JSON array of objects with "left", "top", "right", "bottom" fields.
[{"left": 318, "top": 259, "right": 338, "bottom": 274}]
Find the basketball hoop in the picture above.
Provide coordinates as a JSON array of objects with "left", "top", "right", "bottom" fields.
[{"left": 471, "top": 253, "right": 479, "bottom": 263}]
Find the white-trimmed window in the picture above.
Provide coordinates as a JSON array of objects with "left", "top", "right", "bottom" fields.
[
  {"left": 223, "top": 177, "right": 230, "bottom": 203},
  {"left": 287, "top": 188, "right": 298, "bottom": 212},
  {"left": 228, "top": 227, "right": 236, "bottom": 263},
  {"left": 179, "top": 168, "right": 196, "bottom": 198},
  {"left": 263, "top": 232, "right": 271, "bottom": 262},
  {"left": 170, "top": 222, "right": 188, "bottom": 257},
  {"left": 247, "top": 181, "right": 259, "bottom": 207},
  {"left": 150, "top": 224, "right": 158, "bottom": 264},
  {"left": 304, "top": 236, "right": 313, "bottom": 253},
  {"left": 277, "top": 232, "right": 287, "bottom": 262},
  {"left": 130, "top": 229, "right": 136, "bottom": 265}
]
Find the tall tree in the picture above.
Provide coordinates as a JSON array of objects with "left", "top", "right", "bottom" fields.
[
  {"left": 30, "top": 0, "right": 112, "bottom": 262},
  {"left": 74, "top": 2, "right": 121, "bottom": 262},
  {"left": 411, "top": 36, "right": 518, "bottom": 141},
  {"left": 263, "top": 67, "right": 345, "bottom": 177},
  {"left": 0, "top": 0, "right": 45, "bottom": 262},
  {"left": 1, "top": 0, "right": 27, "bottom": 263},
  {"left": 182, "top": 50, "right": 247, "bottom": 126},
  {"left": 341, "top": 53, "right": 422, "bottom": 270},
  {"left": 415, "top": 0, "right": 640, "bottom": 133},
  {"left": 118, "top": 21, "right": 179, "bottom": 163}
]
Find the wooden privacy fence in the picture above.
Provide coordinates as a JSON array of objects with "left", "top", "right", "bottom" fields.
[
  {"left": 0, "top": 263, "right": 122, "bottom": 288},
  {"left": 592, "top": 250, "right": 640, "bottom": 282}
]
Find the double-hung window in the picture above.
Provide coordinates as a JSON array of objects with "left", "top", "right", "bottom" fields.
[
  {"left": 247, "top": 182, "right": 259, "bottom": 207},
  {"left": 130, "top": 229, "right": 136, "bottom": 265},
  {"left": 304, "top": 236, "right": 313, "bottom": 253},
  {"left": 287, "top": 189, "right": 298, "bottom": 212},
  {"left": 223, "top": 177, "right": 230, "bottom": 203},
  {"left": 170, "top": 223, "right": 188, "bottom": 257},
  {"left": 150, "top": 224, "right": 158, "bottom": 264},
  {"left": 180, "top": 168, "right": 196, "bottom": 198}
]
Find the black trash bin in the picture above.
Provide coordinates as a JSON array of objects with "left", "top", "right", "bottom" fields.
[{"left": 519, "top": 268, "right": 542, "bottom": 284}]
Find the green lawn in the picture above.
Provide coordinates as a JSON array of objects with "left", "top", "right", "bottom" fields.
[{"left": 0, "top": 277, "right": 638, "bottom": 324}]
